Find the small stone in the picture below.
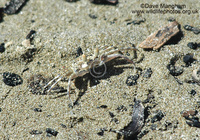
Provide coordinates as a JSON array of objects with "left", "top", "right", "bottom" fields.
[
  {"left": 97, "top": 130, "right": 104, "bottom": 136},
  {"left": 60, "top": 124, "right": 67, "bottom": 128},
  {"left": 3, "top": 72, "right": 23, "bottom": 86},
  {"left": 183, "top": 54, "right": 195, "bottom": 66},
  {"left": 184, "top": 25, "right": 193, "bottom": 31},
  {"left": 187, "top": 42, "right": 198, "bottom": 49},
  {"left": 143, "top": 68, "right": 153, "bottom": 78},
  {"left": 34, "top": 108, "right": 42, "bottom": 112},
  {"left": 116, "top": 105, "right": 127, "bottom": 112},
  {"left": 26, "top": 30, "right": 36, "bottom": 39},
  {"left": 76, "top": 47, "right": 83, "bottom": 57},
  {"left": 127, "top": 18, "right": 146, "bottom": 25},
  {"left": 192, "top": 27, "right": 200, "bottom": 34},
  {"left": 46, "top": 128, "right": 58, "bottom": 137},
  {"left": 190, "top": 90, "right": 196, "bottom": 96},
  {"left": 90, "top": 0, "right": 118, "bottom": 5},
  {"left": 126, "top": 74, "right": 139, "bottom": 86},
  {"left": 89, "top": 14, "right": 97, "bottom": 19},
  {"left": 99, "top": 105, "right": 108, "bottom": 108},
  {"left": 30, "top": 130, "right": 43, "bottom": 135},
  {"left": 0, "top": 43, "right": 5, "bottom": 53},
  {"left": 109, "top": 112, "right": 115, "bottom": 118}
]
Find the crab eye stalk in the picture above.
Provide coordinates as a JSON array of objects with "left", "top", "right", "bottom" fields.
[
  {"left": 94, "top": 48, "right": 99, "bottom": 58},
  {"left": 82, "top": 54, "right": 87, "bottom": 62}
]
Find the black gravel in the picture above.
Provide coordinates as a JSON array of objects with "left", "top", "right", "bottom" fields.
[
  {"left": 143, "top": 68, "right": 153, "bottom": 78},
  {"left": 126, "top": 74, "right": 139, "bottom": 86},
  {"left": 187, "top": 42, "right": 199, "bottom": 50},
  {"left": 29, "top": 130, "right": 43, "bottom": 135},
  {"left": 26, "top": 30, "right": 36, "bottom": 39},
  {"left": 184, "top": 25, "right": 200, "bottom": 34},
  {"left": 76, "top": 47, "right": 83, "bottom": 57},
  {"left": 3, "top": 72, "right": 23, "bottom": 86},
  {"left": 183, "top": 54, "right": 195, "bottom": 66},
  {"left": 190, "top": 90, "right": 196, "bottom": 96},
  {"left": 46, "top": 128, "right": 58, "bottom": 137},
  {"left": 0, "top": 43, "right": 5, "bottom": 53},
  {"left": 33, "top": 108, "right": 42, "bottom": 112}
]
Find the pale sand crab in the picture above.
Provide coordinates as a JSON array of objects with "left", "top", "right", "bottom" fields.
[{"left": 43, "top": 46, "right": 137, "bottom": 104}]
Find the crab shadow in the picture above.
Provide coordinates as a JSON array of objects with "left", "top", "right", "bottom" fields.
[{"left": 72, "top": 59, "right": 135, "bottom": 106}]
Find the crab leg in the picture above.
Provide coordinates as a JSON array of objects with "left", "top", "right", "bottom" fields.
[
  {"left": 102, "top": 53, "right": 135, "bottom": 65},
  {"left": 43, "top": 74, "right": 61, "bottom": 89},
  {"left": 105, "top": 47, "right": 138, "bottom": 55}
]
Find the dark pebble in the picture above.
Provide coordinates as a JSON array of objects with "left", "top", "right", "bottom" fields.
[
  {"left": 187, "top": 42, "right": 198, "bottom": 49},
  {"left": 183, "top": 25, "right": 200, "bottom": 34},
  {"left": 26, "top": 30, "right": 36, "bottom": 39},
  {"left": 99, "top": 105, "right": 108, "bottom": 108},
  {"left": 186, "top": 117, "right": 200, "bottom": 128},
  {"left": 126, "top": 74, "right": 139, "bottom": 86},
  {"left": 143, "top": 68, "right": 153, "bottom": 78},
  {"left": 0, "top": 43, "right": 5, "bottom": 53},
  {"left": 90, "top": 0, "right": 118, "bottom": 5},
  {"left": 167, "top": 64, "right": 183, "bottom": 76},
  {"left": 183, "top": 54, "right": 195, "bottom": 66},
  {"left": 89, "top": 14, "right": 97, "bottom": 19},
  {"left": 29, "top": 130, "right": 43, "bottom": 135},
  {"left": 0, "top": 108, "right": 2, "bottom": 112},
  {"left": 192, "top": 27, "right": 200, "bottom": 34},
  {"left": 127, "top": 18, "right": 146, "bottom": 25},
  {"left": 34, "top": 108, "right": 42, "bottom": 112},
  {"left": 184, "top": 25, "right": 193, "bottom": 31},
  {"left": 60, "top": 124, "right": 67, "bottom": 128},
  {"left": 4, "top": 0, "right": 28, "bottom": 15},
  {"left": 151, "top": 110, "right": 164, "bottom": 123},
  {"left": 76, "top": 47, "right": 83, "bottom": 57},
  {"left": 97, "top": 130, "right": 104, "bottom": 136},
  {"left": 190, "top": 90, "right": 196, "bottom": 96},
  {"left": 3, "top": 72, "right": 23, "bottom": 86},
  {"left": 46, "top": 128, "right": 58, "bottom": 137},
  {"left": 116, "top": 105, "right": 127, "bottom": 112},
  {"left": 109, "top": 111, "right": 115, "bottom": 118}
]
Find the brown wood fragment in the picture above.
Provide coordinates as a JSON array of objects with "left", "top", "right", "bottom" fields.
[{"left": 139, "top": 21, "right": 180, "bottom": 50}]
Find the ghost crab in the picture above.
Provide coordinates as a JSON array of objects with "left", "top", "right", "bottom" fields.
[{"left": 43, "top": 46, "right": 137, "bottom": 105}]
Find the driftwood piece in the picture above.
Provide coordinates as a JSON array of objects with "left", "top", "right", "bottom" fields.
[{"left": 139, "top": 21, "right": 180, "bottom": 50}]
